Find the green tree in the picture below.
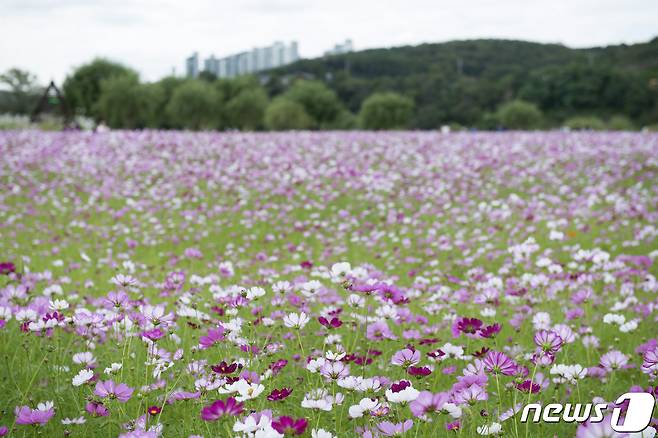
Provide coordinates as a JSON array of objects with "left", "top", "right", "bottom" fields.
[
  {"left": 153, "top": 76, "right": 185, "bottom": 128},
  {"left": 225, "top": 88, "right": 268, "bottom": 130},
  {"left": 0, "top": 68, "right": 41, "bottom": 114},
  {"left": 165, "top": 80, "right": 222, "bottom": 130},
  {"left": 283, "top": 80, "right": 343, "bottom": 128},
  {"left": 495, "top": 100, "right": 544, "bottom": 129},
  {"left": 96, "top": 76, "right": 164, "bottom": 129},
  {"left": 264, "top": 98, "right": 312, "bottom": 130},
  {"left": 63, "top": 58, "right": 136, "bottom": 118},
  {"left": 358, "top": 92, "right": 414, "bottom": 130}
]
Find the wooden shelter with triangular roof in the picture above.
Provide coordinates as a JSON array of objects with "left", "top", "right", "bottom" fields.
[{"left": 31, "top": 81, "right": 73, "bottom": 126}]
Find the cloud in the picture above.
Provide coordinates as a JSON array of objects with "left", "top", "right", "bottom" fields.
[{"left": 0, "top": 0, "right": 656, "bottom": 84}]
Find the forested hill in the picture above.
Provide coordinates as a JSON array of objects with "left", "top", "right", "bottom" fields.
[{"left": 268, "top": 38, "right": 658, "bottom": 128}]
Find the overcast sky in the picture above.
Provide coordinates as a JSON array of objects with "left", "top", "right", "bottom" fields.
[{"left": 1, "top": 0, "right": 657, "bottom": 85}]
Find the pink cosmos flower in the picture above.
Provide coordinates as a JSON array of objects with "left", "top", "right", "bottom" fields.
[
  {"left": 320, "top": 361, "right": 350, "bottom": 380},
  {"left": 15, "top": 403, "right": 55, "bottom": 426},
  {"left": 366, "top": 321, "right": 397, "bottom": 341},
  {"left": 453, "top": 385, "right": 488, "bottom": 405},
  {"left": 377, "top": 419, "right": 413, "bottom": 436},
  {"left": 85, "top": 401, "right": 110, "bottom": 417},
  {"left": 599, "top": 350, "right": 629, "bottom": 372},
  {"left": 199, "top": 327, "right": 225, "bottom": 349},
  {"left": 534, "top": 330, "right": 563, "bottom": 354},
  {"left": 94, "top": 380, "right": 134, "bottom": 402},
  {"left": 391, "top": 348, "right": 421, "bottom": 368},
  {"left": 482, "top": 351, "right": 517, "bottom": 376},
  {"left": 409, "top": 391, "right": 450, "bottom": 417}
]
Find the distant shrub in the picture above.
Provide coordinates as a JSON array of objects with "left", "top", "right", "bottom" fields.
[
  {"left": 225, "top": 88, "right": 268, "bottom": 131},
  {"left": 283, "top": 80, "right": 344, "bottom": 128},
  {"left": 264, "top": 98, "right": 313, "bottom": 131},
  {"left": 97, "top": 75, "right": 165, "bottom": 129},
  {"left": 359, "top": 92, "right": 414, "bottom": 130},
  {"left": 37, "top": 115, "right": 64, "bottom": 131},
  {"left": 607, "top": 115, "right": 635, "bottom": 131},
  {"left": 564, "top": 116, "right": 606, "bottom": 131},
  {"left": 0, "top": 114, "right": 30, "bottom": 130},
  {"left": 166, "top": 80, "right": 223, "bottom": 130},
  {"left": 495, "top": 100, "right": 544, "bottom": 130},
  {"left": 322, "top": 109, "right": 357, "bottom": 130}
]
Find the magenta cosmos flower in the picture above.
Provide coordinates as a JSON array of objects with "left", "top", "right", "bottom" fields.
[
  {"left": 15, "top": 403, "right": 55, "bottom": 426},
  {"left": 0, "top": 261, "right": 16, "bottom": 275},
  {"left": 482, "top": 351, "right": 517, "bottom": 376},
  {"left": 267, "top": 387, "right": 293, "bottom": 401},
  {"left": 407, "top": 366, "right": 432, "bottom": 378},
  {"left": 94, "top": 380, "right": 134, "bottom": 402},
  {"left": 272, "top": 416, "right": 308, "bottom": 436},
  {"left": 409, "top": 391, "right": 450, "bottom": 417},
  {"left": 200, "top": 397, "right": 244, "bottom": 421},
  {"left": 452, "top": 317, "right": 483, "bottom": 338},
  {"left": 318, "top": 316, "right": 342, "bottom": 329}
]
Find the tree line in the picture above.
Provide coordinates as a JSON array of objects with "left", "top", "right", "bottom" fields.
[{"left": 1, "top": 37, "right": 657, "bottom": 130}]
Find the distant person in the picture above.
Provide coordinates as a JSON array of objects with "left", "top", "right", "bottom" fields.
[{"left": 96, "top": 121, "right": 109, "bottom": 133}]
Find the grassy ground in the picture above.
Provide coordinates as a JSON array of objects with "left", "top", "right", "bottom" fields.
[{"left": 0, "top": 130, "right": 657, "bottom": 437}]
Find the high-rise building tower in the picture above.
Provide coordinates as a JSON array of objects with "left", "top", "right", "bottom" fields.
[
  {"left": 191, "top": 41, "right": 300, "bottom": 79},
  {"left": 185, "top": 52, "right": 199, "bottom": 78}
]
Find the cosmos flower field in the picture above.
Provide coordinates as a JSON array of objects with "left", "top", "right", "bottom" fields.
[{"left": 1, "top": 130, "right": 657, "bottom": 437}]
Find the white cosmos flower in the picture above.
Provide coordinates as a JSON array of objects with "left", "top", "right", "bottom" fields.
[
  {"left": 385, "top": 384, "right": 419, "bottom": 403},
  {"left": 272, "top": 281, "right": 291, "bottom": 294},
  {"left": 312, "top": 429, "right": 337, "bottom": 438},
  {"left": 49, "top": 299, "right": 69, "bottom": 311},
  {"left": 104, "top": 363, "right": 122, "bottom": 374},
  {"left": 72, "top": 368, "right": 94, "bottom": 386},
  {"left": 233, "top": 414, "right": 276, "bottom": 434},
  {"left": 477, "top": 422, "right": 502, "bottom": 435},
  {"left": 37, "top": 401, "right": 54, "bottom": 412},
  {"left": 603, "top": 313, "right": 626, "bottom": 325},
  {"left": 62, "top": 416, "right": 86, "bottom": 425},
  {"left": 283, "top": 312, "right": 309, "bottom": 329},
  {"left": 549, "top": 230, "right": 564, "bottom": 241},
  {"left": 306, "top": 357, "right": 326, "bottom": 373},
  {"left": 325, "top": 350, "right": 346, "bottom": 361},
  {"left": 348, "top": 397, "right": 380, "bottom": 418},
  {"left": 620, "top": 319, "right": 639, "bottom": 333},
  {"left": 300, "top": 280, "right": 323, "bottom": 297},
  {"left": 301, "top": 397, "right": 333, "bottom": 411},
  {"left": 330, "top": 262, "right": 352, "bottom": 281},
  {"left": 227, "top": 379, "right": 265, "bottom": 401},
  {"left": 246, "top": 287, "right": 266, "bottom": 300},
  {"left": 72, "top": 352, "right": 95, "bottom": 366}
]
